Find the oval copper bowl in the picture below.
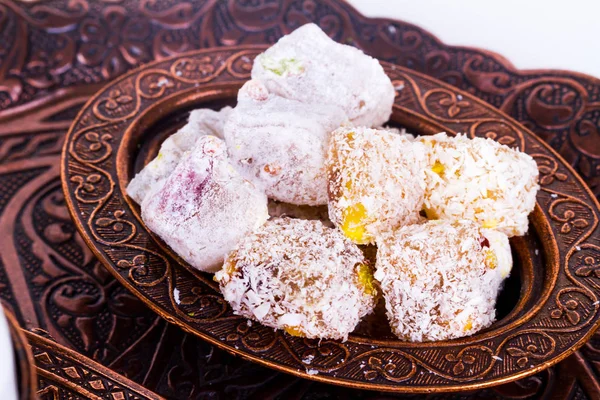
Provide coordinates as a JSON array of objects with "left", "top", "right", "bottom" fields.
[{"left": 61, "top": 45, "right": 600, "bottom": 393}]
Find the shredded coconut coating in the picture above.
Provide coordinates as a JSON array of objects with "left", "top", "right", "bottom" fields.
[
  {"left": 127, "top": 106, "right": 232, "bottom": 204},
  {"left": 267, "top": 200, "right": 332, "bottom": 227},
  {"left": 326, "top": 127, "right": 426, "bottom": 245},
  {"left": 375, "top": 220, "right": 511, "bottom": 342},
  {"left": 381, "top": 126, "right": 415, "bottom": 140},
  {"left": 419, "top": 133, "right": 540, "bottom": 237},
  {"left": 251, "top": 23, "right": 395, "bottom": 127},
  {"left": 224, "top": 80, "right": 348, "bottom": 205},
  {"left": 142, "top": 136, "right": 269, "bottom": 273},
  {"left": 215, "top": 218, "right": 377, "bottom": 341}
]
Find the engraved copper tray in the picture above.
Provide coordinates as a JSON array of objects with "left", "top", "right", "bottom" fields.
[{"left": 61, "top": 45, "right": 600, "bottom": 393}]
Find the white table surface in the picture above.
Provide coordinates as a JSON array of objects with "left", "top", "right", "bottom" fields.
[
  {"left": 349, "top": 0, "right": 600, "bottom": 78},
  {"left": 0, "top": 308, "right": 18, "bottom": 400}
]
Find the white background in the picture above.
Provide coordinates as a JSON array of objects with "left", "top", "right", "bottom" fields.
[
  {"left": 349, "top": 0, "right": 600, "bottom": 78},
  {"left": 0, "top": 309, "right": 17, "bottom": 400}
]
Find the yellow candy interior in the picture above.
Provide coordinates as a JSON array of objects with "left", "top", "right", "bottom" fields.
[
  {"left": 482, "top": 219, "right": 498, "bottom": 229},
  {"left": 484, "top": 189, "right": 498, "bottom": 200},
  {"left": 423, "top": 206, "right": 439, "bottom": 220},
  {"left": 151, "top": 152, "right": 164, "bottom": 169},
  {"left": 221, "top": 257, "right": 237, "bottom": 277},
  {"left": 341, "top": 203, "right": 370, "bottom": 244},
  {"left": 485, "top": 249, "right": 498, "bottom": 269},
  {"left": 284, "top": 326, "right": 304, "bottom": 337},
  {"left": 424, "top": 139, "right": 436, "bottom": 148},
  {"left": 226, "top": 261, "right": 237, "bottom": 275},
  {"left": 356, "top": 264, "right": 376, "bottom": 296},
  {"left": 431, "top": 160, "right": 445, "bottom": 176},
  {"left": 463, "top": 319, "right": 473, "bottom": 332}
]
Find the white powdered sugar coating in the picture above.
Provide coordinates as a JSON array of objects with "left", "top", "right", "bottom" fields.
[
  {"left": 187, "top": 107, "right": 233, "bottom": 140},
  {"left": 375, "top": 220, "right": 511, "bottom": 342},
  {"left": 326, "top": 127, "right": 426, "bottom": 244},
  {"left": 251, "top": 23, "right": 395, "bottom": 127},
  {"left": 142, "top": 136, "right": 268, "bottom": 273},
  {"left": 420, "top": 133, "right": 540, "bottom": 237},
  {"left": 214, "top": 218, "right": 377, "bottom": 341},
  {"left": 127, "top": 106, "right": 232, "bottom": 204},
  {"left": 224, "top": 80, "right": 348, "bottom": 205}
]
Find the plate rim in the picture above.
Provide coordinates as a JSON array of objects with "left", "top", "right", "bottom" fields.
[{"left": 60, "top": 44, "right": 600, "bottom": 393}]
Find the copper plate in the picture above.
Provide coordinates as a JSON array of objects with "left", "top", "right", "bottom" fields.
[{"left": 61, "top": 45, "right": 600, "bottom": 393}]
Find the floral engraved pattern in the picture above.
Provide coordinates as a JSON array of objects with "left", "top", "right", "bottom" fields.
[
  {"left": 505, "top": 333, "right": 556, "bottom": 369},
  {"left": 560, "top": 213, "right": 589, "bottom": 234},
  {"left": 95, "top": 85, "right": 138, "bottom": 120},
  {"left": 551, "top": 299, "right": 581, "bottom": 325},
  {"left": 96, "top": 209, "right": 127, "bottom": 233},
  {"left": 357, "top": 352, "right": 417, "bottom": 383},
  {"left": 445, "top": 352, "right": 477, "bottom": 375},
  {"left": 147, "top": 76, "right": 174, "bottom": 94},
  {"left": 532, "top": 154, "right": 570, "bottom": 187},
  {"left": 547, "top": 195, "right": 591, "bottom": 235},
  {"left": 92, "top": 209, "right": 135, "bottom": 244},
  {"left": 224, "top": 320, "right": 278, "bottom": 352},
  {"left": 172, "top": 283, "right": 229, "bottom": 321},
  {"left": 365, "top": 356, "right": 402, "bottom": 381},
  {"left": 483, "top": 130, "right": 517, "bottom": 147},
  {"left": 178, "top": 56, "right": 215, "bottom": 77},
  {"left": 117, "top": 254, "right": 146, "bottom": 270},
  {"left": 546, "top": 288, "right": 597, "bottom": 330},
  {"left": 226, "top": 321, "right": 253, "bottom": 342},
  {"left": 177, "top": 286, "right": 204, "bottom": 306},
  {"left": 507, "top": 344, "right": 545, "bottom": 368},
  {"left": 439, "top": 94, "right": 470, "bottom": 118},
  {"left": 57, "top": 44, "right": 600, "bottom": 392},
  {"left": 85, "top": 132, "right": 113, "bottom": 152},
  {"left": 77, "top": 6, "right": 151, "bottom": 79},
  {"left": 104, "top": 89, "right": 133, "bottom": 111},
  {"left": 469, "top": 120, "right": 526, "bottom": 150},
  {"left": 574, "top": 247, "right": 600, "bottom": 280},
  {"left": 70, "top": 174, "right": 101, "bottom": 194},
  {"left": 576, "top": 256, "right": 600, "bottom": 278}
]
